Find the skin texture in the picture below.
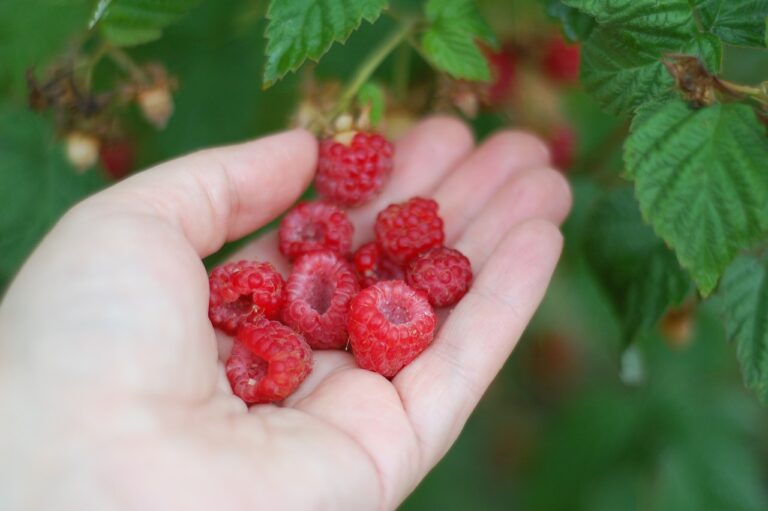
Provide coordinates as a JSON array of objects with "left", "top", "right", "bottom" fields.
[{"left": 0, "top": 117, "right": 571, "bottom": 511}]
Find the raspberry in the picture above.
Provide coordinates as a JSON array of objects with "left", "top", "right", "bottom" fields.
[
  {"left": 226, "top": 318, "right": 313, "bottom": 404},
  {"left": 549, "top": 124, "right": 576, "bottom": 170},
  {"left": 99, "top": 138, "right": 136, "bottom": 180},
  {"left": 138, "top": 84, "right": 174, "bottom": 129},
  {"left": 208, "top": 260, "right": 285, "bottom": 335},
  {"left": 65, "top": 131, "right": 99, "bottom": 172},
  {"left": 352, "top": 242, "right": 405, "bottom": 287},
  {"left": 349, "top": 280, "right": 437, "bottom": 378},
  {"left": 481, "top": 44, "right": 517, "bottom": 105},
  {"left": 542, "top": 36, "right": 581, "bottom": 83},
  {"left": 316, "top": 131, "right": 395, "bottom": 207},
  {"left": 406, "top": 247, "right": 473, "bottom": 307},
  {"left": 278, "top": 201, "right": 354, "bottom": 261},
  {"left": 282, "top": 251, "right": 360, "bottom": 349},
  {"left": 374, "top": 197, "right": 445, "bottom": 264}
]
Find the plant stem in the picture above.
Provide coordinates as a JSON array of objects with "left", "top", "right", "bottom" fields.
[
  {"left": 107, "top": 47, "right": 148, "bottom": 83},
  {"left": 393, "top": 42, "right": 412, "bottom": 102},
  {"left": 82, "top": 40, "right": 112, "bottom": 91},
  {"left": 718, "top": 79, "right": 768, "bottom": 105},
  {"left": 331, "top": 20, "right": 415, "bottom": 119}
]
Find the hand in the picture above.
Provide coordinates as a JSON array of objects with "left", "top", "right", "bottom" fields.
[{"left": 0, "top": 118, "right": 571, "bottom": 511}]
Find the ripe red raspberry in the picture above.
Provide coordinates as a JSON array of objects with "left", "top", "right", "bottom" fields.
[
  {"left": 481, "top": 44, "right": 517, "bottom": 105},
  {"left": 542, "top": 36, "right": 581, "bottom": 83},
  {"left": 352, "top": 242, "right": 404, "bottom": 287},
  {"left": 549, "top": 124, "right": 576, "bottom": 170},
  {"left": 349, "top": 280, "right": 437, "bottom": 378},
  {"left": 282, "top": 251, "right": 360, "bottom": 349},
  {"left": 208, "top": 260, "right": 285, "bottom": 335},
  {"left": 374, "top": 197, "right": 445, "bottom": 264},
  {"left": 99, "top": 138, "right": 136, "bottom": 180},
  {"left": 226, "top": 318, "right": 313, "bottom": 404},
  {"left": 316, "top": 131, "right": 395, "bottom": 207},
  {"left": 279, "top": 201, "right": 354, "bottom": 260},
  {"left": 406, "top": 247, "right": 473, "bottom": 307}
]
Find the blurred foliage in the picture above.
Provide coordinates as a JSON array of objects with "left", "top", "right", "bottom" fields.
[{"left": 1, "top": 0, "right": 768, "bottom": 509}]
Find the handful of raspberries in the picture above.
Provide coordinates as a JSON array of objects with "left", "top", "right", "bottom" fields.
[{"left": 208, "top": 131, "right": 473, "bottom": 404}]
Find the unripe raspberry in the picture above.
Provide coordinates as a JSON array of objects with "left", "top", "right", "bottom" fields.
[
  {"left": 65, "top": 131, "right": 99, "bottom": 172},
  {"left": 138, "top": 85, "right": 174, "bottom": 129}
]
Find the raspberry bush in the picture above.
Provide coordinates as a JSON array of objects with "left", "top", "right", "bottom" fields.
[{"left": 3, "top": 0, "right": 768, "bottom": 508}]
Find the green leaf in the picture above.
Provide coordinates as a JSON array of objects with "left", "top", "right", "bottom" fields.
[
  {"left": 90, "top": 0, "right": 202, "bottom": 46},
  {"left": 625, "top": 98, "right": 768, "bottom": 295},
  {"left": 546, "top": 0, "right": 596, "bottom": 42},
  {"left": 720, "top": 255, "right": 768, "bottom": 405},
  {"left": 694, "top": 0, "right": 768, "bottom": 48},
  {"left": 563, "top": 0, "right": 691, "bottom": 25},
  {"left": 357, "top": 82, "right": 385, "bottom": 126},
  {"left": 585, "top": 187, "right": 691, "bottom": 342},
  {"left": 421, "top": 0, "right": 495, "bottom": 81},
  {"left": 567, "top": 0, "right": 722, "bottom": 115},
  {"left": 262, "top": 0, "right": 387, "bottom": 87},
  {"left": 0, "top": 106, "right": 107, "bottom": 289}
]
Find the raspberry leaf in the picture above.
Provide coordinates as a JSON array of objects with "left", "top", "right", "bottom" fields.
[
  {"left": 625, "top": 98, "right": 768, "bottom": 295},
  {"left": 564, "top": 0, "right": 721, "bottom": 115},
  {"left": 585, "top": 187, "right": 691, "bottom": 344},
  {"left": 89, "top": 0, "right": 202, "bottom": 46},
  {"left": 421, "top": 0, "right": 496, "bottom": 81},
  {"left": 546, "top": 0, "right": 596, "bottom": 42},
  {"left": 721, "top": 255, "right": 768, "bottom": 405},
  {"left": 0, "top": 107, "right": 107, "bottom": 289},
  {"left": 694, "top": 0, "right": 768, "bottom": 48},
  {"left": 262, "top": 0, "right": 387, "bottom": 87}
]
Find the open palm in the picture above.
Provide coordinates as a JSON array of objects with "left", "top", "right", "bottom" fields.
[{"left": 0, "top": 118, "right": 570, "bottom": 511}]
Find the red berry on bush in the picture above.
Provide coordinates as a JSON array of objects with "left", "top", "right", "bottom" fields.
[
  {"left": 482, "top": 44, "right": 517, "bottom": 104},
  {"left": 278, "top": 201, "right": 354, "bottom": 261},
  {"left": 548, "top": 124, "right": 577, "bottom": 171},
  {"left": 99, "top": 139, "right": 136, "bottom": 180},
  {"left": 316, "top": 131, "right": 395, "bottom": 207},
  {"left": 542, "top": 36, "right": 581, "bottom": 84}
]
